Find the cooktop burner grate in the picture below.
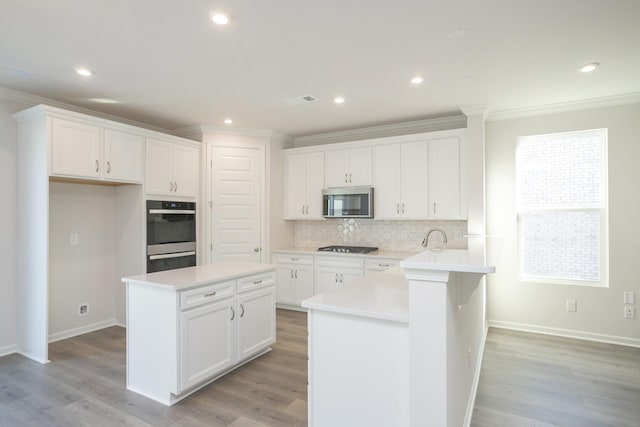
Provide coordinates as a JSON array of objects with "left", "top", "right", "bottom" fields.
[{"left": 317, "top": 245, "right": 379, "bottom": 254}]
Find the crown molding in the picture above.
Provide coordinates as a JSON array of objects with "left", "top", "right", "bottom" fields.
[
  {"left": 0, "top": 85, "right": 171, "bottom": 133},
  {"left": 488, "top": 92, "right": 640, "bottom": 121},
  {"left": 460, "top": 104, "right": 490, "bottom": 120},
  {"left": 294, "top": 114, "right": 467, "bottom": 147},
  {"left": 172, "top": 124, "right": 291, "bottom": 143}
]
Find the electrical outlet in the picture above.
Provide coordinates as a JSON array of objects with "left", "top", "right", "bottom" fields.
[
  {"left": 70, "top": 234, "right": 79, "bottom": 245},
  {"left": 79, "top": 304, "right": 89, "bottom": 316},
  {"left": 624, "top": 306, "right": 636, "bottom": 319},
  {"left": 624, "top": 292, "right": 636, "bottom": 305},
  {"left": 566, "top": 299, "right": 577, "bottom": 312}
]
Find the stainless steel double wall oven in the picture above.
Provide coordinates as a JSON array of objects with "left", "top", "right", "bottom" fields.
[{"left": 146, "top": 200, "right": 196, "bottom": 273}]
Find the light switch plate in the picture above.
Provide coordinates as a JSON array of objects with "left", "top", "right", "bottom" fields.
[{"left": 624, "top": 292, "right": 635, "bottom": 304}]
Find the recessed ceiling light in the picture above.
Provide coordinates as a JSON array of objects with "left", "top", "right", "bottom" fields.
[
  {"left": 411, "top": 76, "right": 424, "bottom": 85},
  {"left": 211, "top": 13, "right": 229, "bottom": 25},
  {"left": 224, "top": 118, "right": 233, "bottom": 125},
  {"left": 579, "top": 62, "right": 599, "bottom": 73},
  {"left": 334, "top": 97, "right": 345, "bottom": 104},
  {"left": 76, "top": 68, "right": 94, "bottom": 77},
  {"left": 447, "top": 28, "right": 468, "bottom": 40}
]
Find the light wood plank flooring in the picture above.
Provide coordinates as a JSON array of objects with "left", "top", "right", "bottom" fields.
[
  {"left": 1, "top": 312, "right": 639, "bottom": 426},
  {"left": 472, "top": 328, "right": 640, "bottom": 427},
  {"left": 0, "top": 309, "right": 308, "bottom": 427}
]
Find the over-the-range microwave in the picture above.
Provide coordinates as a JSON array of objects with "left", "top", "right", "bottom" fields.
[{"left": 322, "top": 186, "right": 374, "bottom": 218}]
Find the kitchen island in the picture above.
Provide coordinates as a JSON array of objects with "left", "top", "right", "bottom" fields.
[
  {"left": 302, "top": 246, "right": 495, "bottom": 427},
  {"left": 122, "top": 263, "right": 276, "bottom": 405}
]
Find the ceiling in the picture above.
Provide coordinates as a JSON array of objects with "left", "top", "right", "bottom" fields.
[{"left": 1, "top": 0, "right": 639, "bottom": 136}]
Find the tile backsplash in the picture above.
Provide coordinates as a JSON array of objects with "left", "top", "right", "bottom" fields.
[{"left": 294, "top": 219, "right": 468, "bottom": 252}]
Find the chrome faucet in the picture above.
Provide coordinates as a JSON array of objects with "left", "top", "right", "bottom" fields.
[{"left": 422, "top": 227, "right": 448, "bottom": 251}]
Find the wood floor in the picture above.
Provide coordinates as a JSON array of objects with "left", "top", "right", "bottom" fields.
[
  {"left": 472, "top": 328, "right": 640, "bottom": 427},
  {"left": 1, "top": 312, "right": 639, "bottom": 426},
  {"left": 0, "top": 309, "right": 308, "bottom": 427}
]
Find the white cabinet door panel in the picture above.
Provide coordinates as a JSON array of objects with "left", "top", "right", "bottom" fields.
[
  {"left": 428, "top": 137, "right": 460, "bottom": 219},
  {"left": 347, "top": 147, "right": 372, "bottom": 186},
  {"left": 237, "top": 287, "right": 276, "bottom": 361},
  {"left": 373, "top": 144, "right": 401, "bottom": 219},
  {"left": 324, "top": 150, "right": 349, "bottom": 188},
  {"left": 305, "top": 152, "right": 325, "bottom": 218},
  {"left": 103, "top": 129, "right": 143, "bottom": 183},
  {"left": 401, "top": 141, "right": 429, "bottom": 218},
  {"left": 51, "top": 118, "right": 101, "bottom": 178},
  {"left": 146, "top": 138, "right": 173, "bottom": 195},
  {"left": 173, "top": 144, "right": 200, "bottom": 198}
]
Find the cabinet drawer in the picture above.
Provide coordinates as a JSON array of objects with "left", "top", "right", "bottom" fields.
[
  {"left": 237, "top": 271, "right": 276, "bottom": 293},
  {"left": 180, "top": 280, "right": 235, "bottom": 311},
  {"left": 365, "top": 258, "right": 400, "bottom": 272},
  {"left": 274, "top": 253, "right": 314, "bottom": 265},
  {"left": 315, "top": 255, "right": 364, "bottom": 269}
]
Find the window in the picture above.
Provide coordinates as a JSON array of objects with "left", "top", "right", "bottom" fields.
[{"left": 516, "top": 129, "right": 608, "bottom": 286}]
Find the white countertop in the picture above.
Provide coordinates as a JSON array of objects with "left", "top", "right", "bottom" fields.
[
  {"left": 401, "top": 247, "right": 495, "bottom": 274},
  {"left": 122, "top": 262, "right": 276, "bottom": 291},
  {"left": 273, "top": 247, "right": 417, "bottom": 260},
  {"left": 302, "top": 272, "right": 409, "bottom": 323}
]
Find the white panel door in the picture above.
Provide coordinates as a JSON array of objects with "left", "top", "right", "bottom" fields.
[{"left": 211, "top": 146, "right": 263, "bottom": 263}]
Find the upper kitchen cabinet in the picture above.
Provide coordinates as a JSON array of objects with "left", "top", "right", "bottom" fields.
[
  {"left": 324, "top": 147, "right": 372, "bottom": 188},
  {"left": 146, "top": 138, "right": 200, "bottom": 198},
  {"left": 374, "top": 141, "right": 429, "bottom": 219},
  {"left": 50, "top": 118, "right": 143, "bottom": 183},
  {"left": 284, "top": 151, "right": 324, "bottom": 219},
  {"left": 428, "top": 136, "right": 461, "bottom": 219}
]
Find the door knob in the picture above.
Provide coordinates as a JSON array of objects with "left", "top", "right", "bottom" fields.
[{"left": 254, "top": 247, "right": 260, "bottom": 252}]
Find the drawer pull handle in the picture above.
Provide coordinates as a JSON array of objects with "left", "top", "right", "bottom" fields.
[
  {"left": 230, "top": 307, "right": 235, "bottom": 321},
  {"left": 379, "top": 264, "right": 390, "bottom": 268},
  {"left": 204, "top": 291, "right": 217, "bottom": 297},
  {"left": 240, "top": 304, "right": 245, "bottom": 318},
  {"left": 253, "top": 279, "right": 263, "bottom": 284},
  {"left": 95, "top": 160, "right": 99, "bottom": 172}
]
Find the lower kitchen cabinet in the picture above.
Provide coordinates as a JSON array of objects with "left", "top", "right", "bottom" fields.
[
  {"left": 123, "top": 265, "right": 276, "bottom": 406},
  {"left": 314, "top": 256, "right": 364, "bottom": 294},
  {"left": 274, "top": 254, "right": 314, "bottom": 309},
  {"left": 179, "top": 296, "right": 235, "bottom": 391}
]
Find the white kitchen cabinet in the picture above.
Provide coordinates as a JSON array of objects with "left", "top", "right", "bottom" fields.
[
  {"left": 314, "top": 256, "right": 364, "bottom": 294},
  {"left": 365, "top": 258, "right": 401, "bottom": 274},
  {"left": 146, "top": 138, "right": 200, "bottom": 197},
  {"left": 237, "top": 286, "right": 276, "bottom": 361},
  {"left": 274, "top": 253, "right": 314, "bottom": 308},
  {"left": 103, "top": 129, "right": 144, "bottom": 183},
  {"left": 124, "top": 264, "right": 276, "bottom": 406},
  {"left": 428, "top": 136, "right": 460, "bottom": 219},
  {"left": 284, "top": 151, "right": 324, "bottom": 219},
  {"left": 50, "top": 119, "right": 143, "bottom": 183},
  {"left": 179, "top": 295, "right": 235, "bottom": 391},
  {"left": 325, "top": 147, "right": 372, "bottom": 188},
  {"left": 374, "top": 141, "right": 429, "bottom": 219}
]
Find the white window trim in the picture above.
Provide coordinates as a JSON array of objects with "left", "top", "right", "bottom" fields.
[{"left": 516, "top": 128, "right": 609, "bottom": 287}]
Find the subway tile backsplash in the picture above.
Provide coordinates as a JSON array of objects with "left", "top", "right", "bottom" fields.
[{"left": 294, "top": 219, "right": 468, "bottom": 252}]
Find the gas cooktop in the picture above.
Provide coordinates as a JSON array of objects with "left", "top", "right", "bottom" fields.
[{"left": 317, "top": 245, "right": 379, "bottom": 254}]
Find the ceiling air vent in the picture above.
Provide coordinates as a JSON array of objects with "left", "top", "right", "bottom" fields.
[{"left": 285, "top": 95, "right": 316, "bottom": 106}]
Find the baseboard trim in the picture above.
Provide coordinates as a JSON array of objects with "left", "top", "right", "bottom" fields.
[
  {"left": 0, "top": 343, "right": 19, "bottom": 358},
  {"left": 488, "top": 320, "right": 640, "bottom": 348},
  {"left": 464, "top": 322, "right": 489, "bottom": 427},
  {"left": 48, "top": 319, "right": 119, "bottom": 343}
]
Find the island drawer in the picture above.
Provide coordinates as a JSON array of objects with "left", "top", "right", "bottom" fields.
[
  {"left": 237, "top": 271, "right": 275, "bottom": 293},
  {"left": 180, "top": 280, "right": 235, "bottom": 311},
  {"left": 274, "top": 253, "right": 314, "bottom": 265}
]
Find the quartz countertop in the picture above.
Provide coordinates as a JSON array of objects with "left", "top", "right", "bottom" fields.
[
  {"left": 301, "top": 272, "right": 409, "bottom": 323},
  {"left": 401, "top": 247, "right": 495, "bottom": 274},
  {"left": 122, "top": 262, "right": 276, "bottom": 291},
  {"left": 273, "top": 247, "right": 417, "bottom": 260}
]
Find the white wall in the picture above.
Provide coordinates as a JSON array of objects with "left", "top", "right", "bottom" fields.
[
  {"left": 48, "top": 182, "right": 118, "bottom": 338},
  {"left": 0, "top": 99, "right": 23, "bottom": 354},
  {"left": 486, "top": 102, "right": 640, "bottom": 345}
]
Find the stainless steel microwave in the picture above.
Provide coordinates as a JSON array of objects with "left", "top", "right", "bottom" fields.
[{"left": 322, "top": 186, "right": 374, "bottom": 218}]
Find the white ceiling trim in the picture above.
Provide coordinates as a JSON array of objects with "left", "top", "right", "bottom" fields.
[
  {"left": 294, "top": 115, "right": 467, "bottom": 147},
  {"left": 487, "top": 92, "right": 640, "bottom": 122}
]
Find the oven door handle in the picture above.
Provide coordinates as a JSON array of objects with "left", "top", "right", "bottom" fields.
[
  {"left": 149, "top": 251, "right": 196, "bottom": 260},
  {"left": 148, "top": 209, "right": 196, "bottom": 215}
]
